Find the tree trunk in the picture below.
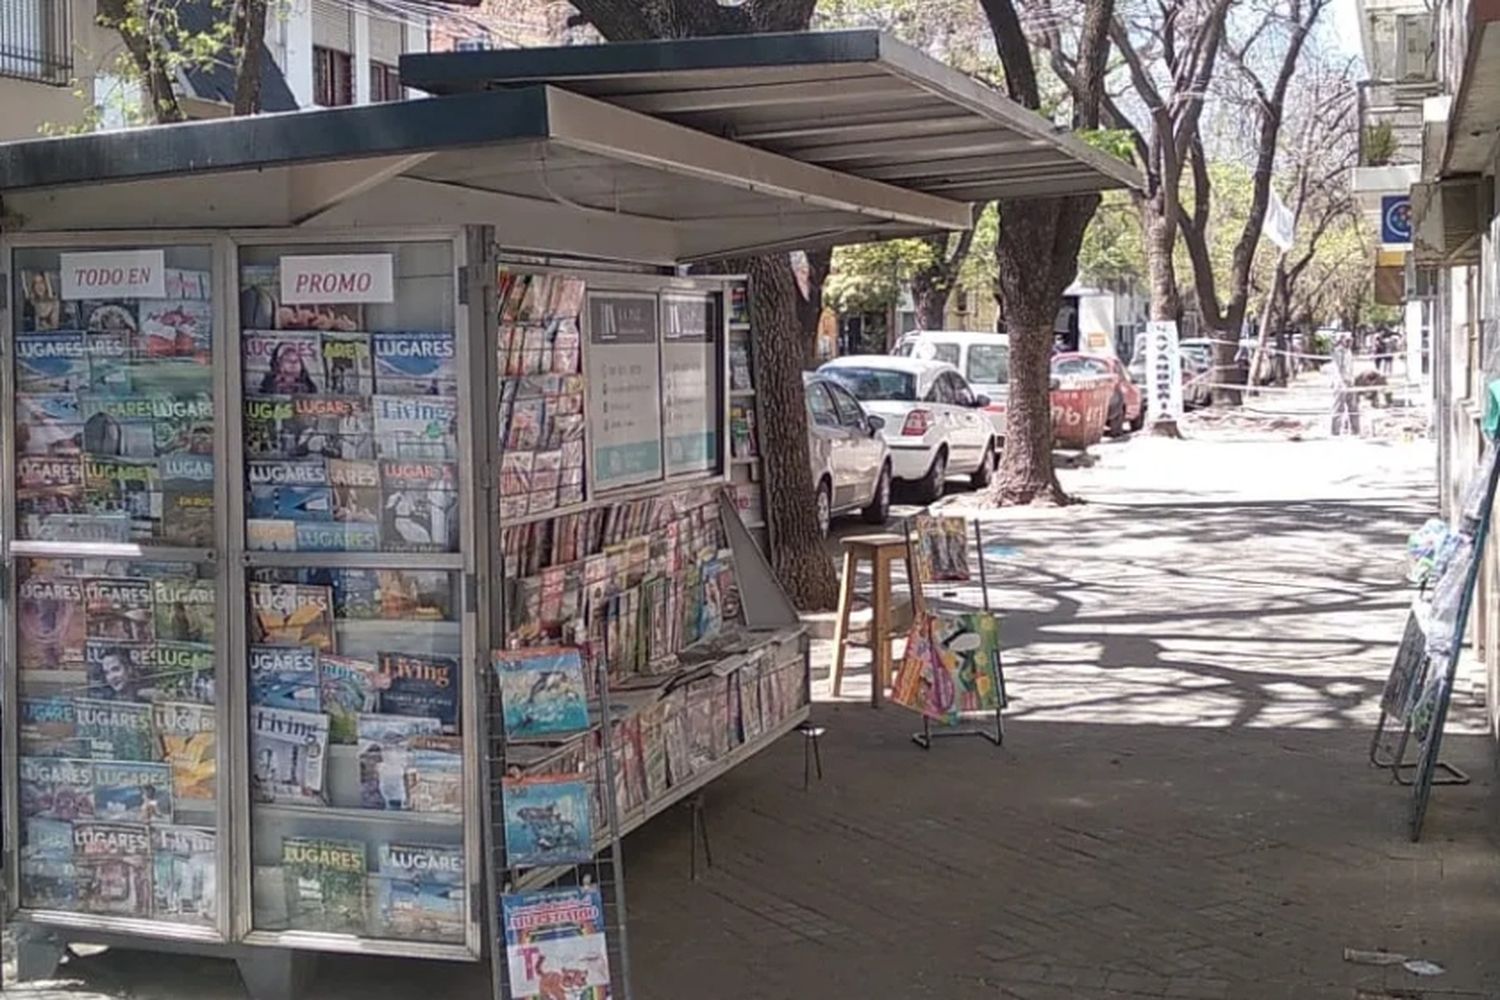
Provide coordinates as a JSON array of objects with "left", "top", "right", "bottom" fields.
[
  {"left": 98, "top": 0, "right": 186, "bottom": 123},
  {"left": 232, "top": 0, "right": 269, "bottom": 116},
  {"left": 1141, "top": 196, "right": 1179, "bottom": 323},
  {"left": 739, "top": 254, "right": 841, "bottom": 608},
  {"left": 994, "top": 314, "right": 1066, "bottom": 504},
  {"left": 913, "top": 281, "right": 950, "bottom": 331},
  {"left": 795, "top": 246, "right": 832, "bottom": 365}
]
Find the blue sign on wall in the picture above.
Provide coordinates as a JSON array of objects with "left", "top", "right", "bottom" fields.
[{"left": 1381, "top": 194, "right": 1413, "bottom": 244}]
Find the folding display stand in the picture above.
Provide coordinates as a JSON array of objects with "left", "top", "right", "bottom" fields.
[
  {"left": 1369, "top": 609, "right": 1468, "bottom": 786},
  {"left": 903, "top": 515, "right": 1005, "bottom": 750}
]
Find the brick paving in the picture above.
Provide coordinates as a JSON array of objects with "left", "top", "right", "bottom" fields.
[{"left": 9, "top": 427, "right": 1500, "bottom": 1000}]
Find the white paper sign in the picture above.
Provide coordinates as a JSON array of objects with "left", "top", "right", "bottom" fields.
[
  {"left": 661, "top": 293, "right": 719, "bottom": 477},
  {"left": 1144, "top": 319, "right": 1184, "bottom": 424},
  {"left": 586, "top": 291, "right": 664, "bottom": 490},
  {"left": 60, "top": 250, "right": 166, "bottom": 299},
  {"left": 280, "top": 254, "right": 394, "bottom": 305}
]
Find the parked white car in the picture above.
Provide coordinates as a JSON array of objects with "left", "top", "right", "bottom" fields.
[
  {"left": 817, "top": 356, "right": 996, "bottom": 503},
  {"left": 804, "top": 374, "right": 892, "bottom": 534},
  {"left": 892, "top": 330, "right": 1010, "bottom": 436}
]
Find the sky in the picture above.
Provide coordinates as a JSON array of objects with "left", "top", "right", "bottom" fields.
[{"left": 1331, "top": 0, "right": 1367, "bottom": 70}]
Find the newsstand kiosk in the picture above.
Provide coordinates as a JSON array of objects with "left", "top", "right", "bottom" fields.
[{"left": 0, "top": 32, "right": 1138, "bottom": 1000}]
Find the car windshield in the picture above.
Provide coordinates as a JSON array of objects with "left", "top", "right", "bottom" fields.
[
  {"left": 821, "top": 367, "right": 917, "bottom": 402},
  {"left": 1053, "top": 357, "right": 1104, "bottom": 377},
  {"left": 967, "top": 344, "right": 1009, "bottom": 384}
]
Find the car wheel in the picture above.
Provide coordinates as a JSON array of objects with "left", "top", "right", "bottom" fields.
[
  {"left": 916, "top": 448, "right": 947, "bottom": 503},
  {"left": 816, "top": 478, "right": 832, "bottom": 537},
  {"left": 1106, "top": 392, "right": 1126, "bottom": 436},
  {"left": 861, "top": 464, "right": 891, "bottom": 524},
  {"left": 1129, "top": 407, "right": 1146, "bottom": 432},
  {"left": 970, "top": 440, "right": 994, "bottom": 489}
]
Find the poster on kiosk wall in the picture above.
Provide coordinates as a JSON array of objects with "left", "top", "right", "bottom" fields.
[
  {"left": 660, "top": 292, "right": 719, "bottom": 477},
  {"left": 586, "top": 291, "right": 665, "bottom": 490}
]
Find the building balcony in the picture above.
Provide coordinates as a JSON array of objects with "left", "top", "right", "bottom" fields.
[{"left": 1433, "top": 0, "right": 1500, "bottom": 175}]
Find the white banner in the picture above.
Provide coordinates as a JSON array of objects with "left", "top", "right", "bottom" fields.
[
  {"left": 1263, "top": 191, "right": 1295, "bottom": 252},
  {"left": 1144, "top": 319, "right": 1184, "bottom": 424},
  {"left": 60, "top": 250, "right": 166, "bottom": 299},
  {"left": 280, "top": 253, "right": 394, "bottom": 304}
]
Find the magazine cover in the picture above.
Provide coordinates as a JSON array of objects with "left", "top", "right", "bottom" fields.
[
  {"left": 20, "top": 816, "right": 78, "bottom": 909},
  {"left": 319, "top": 653, "right": 385, "bottom": 744},
  {"left": 152, "top": 640, "right": 216, "bottom": 704},
  {"left": 148, "top": 393, "right": 215, "bottom": 457},
  {"left": 295, "top": 519, "right": 380, "bottom": 552},
  {"left": 249, "top": 483, "right": 335, "bottom": 522},
  {"left": 20, "top": 697, "right": 83, "bottom": 757},
  {"left": 494, "top": 647, "right": 590, "bottom": 739},
  {"left": 152, "top": 577, "right": 214, "bottom": 642},
  {"left": 17, "top": 392, "right": 83, "bottom": 456},
  {"left": 85, "top": 639, "right": 153, "bottom": 701},
  {"left": 20, "top": 755, "right": 95, "bottom": 821},
  {"left": 403, "top": 739, "right": 463, "bottom": 814},
  {"left": 165, "top": 267, "right": 212, "bottom": 301},
  {"left": 153, "top": 701, "right": 217, "bottom": 801},
  {"left": 890, "top": 611, "right": 1003, "bottom": 723},
  {"left": 379, "top": 460, "right": 459, "bottom": 552},
  {"left": 20, "top": 268, "right": 77, "bottom": 331},
  {"left": 373, "top": 331, "right": 458, "bottom": 395},
  {"left": 292, "top": 394, "right": 375, "bottom": 460},
  {"left": 250, "top": 645, "right": 322, "bottom": 712},
  {"left": 137, "top": 299, "right": 212, "bottom": 363},
  {"left": 17, "top": 331, "right": 89, "bottom": 392},
  {"left": 241, "top": 264, "right": 363, "bottom": 332},
  {"left": 501, "top": 774, "right": 594, "bottom": 867},
  {"left": 79, "top": 394, "right": 155, "bottom": 458},
  {"left": 92, "top": 760, "right": 174, "bottom": 823},
  {"left": 358, "top": 569, "right": 453, "bottom": 621},
  {"left": 247, "top": 519, "right": 297, "bottom": 552},
  {"left": 159, "top": 453, "right": 215, "bottom": 547},
  {"left": 373, "top": 395, "right": 457, "bottom": 461},
  {"left": 18, "top": 572, "right": 87, "bottom": 670},
  {"left": 282, "top": 836, "right": 368, "bottom": 934},
  {"left": 911, "top": 514, "right": 971, "bottom": 584},
  {"left": 74, "top": 821, "right": 152, "bottom": 917},
  {"left": 18, "top": 454, "right": 87, "bottom": 525},
  {"left": 83, "top": 300, "right": 140, "bottom": 336},
  {"left": 370, "top": 842, "right": 465, "bottom": 941},
  {"left": 501, "top": 886, "right": 612, "bottom": 1000},
  {"left": 244, "top": 397, "right": 300, "bottom": 456},
  {"left": 249, "top": 581, "right": 336, "bottom": 651},
  {"left": 87, "top": 330, "right": 132, "bottom": 391},
  {"left": 84, "top": 576, "right": 155, "bottom": 641},
  {"left": 82, "top": 455, "right": 161, "bottom": 538},
  {"left": 322, "top": 332, "right": 375, "bottom": 394},
  {"left": 243, "top": 330, "right": 325, "bottom": 396},
  {"left": 75, "top": 698, "right": 157, "bottom": 762},
  {"left": 328, "top": 458, "right": 382, "bottom": 524},
  {"left": 152, "top": 824, "right": 217, "bottom": 922},
  {"left": 378, "top": 651, "right": 459, "bottom": 729},
  {"left": 250, "top": 706, "right": 330, "bottom": 804},
  {"left": 356, "top": 713, "right": 443, "bottom": 810}
]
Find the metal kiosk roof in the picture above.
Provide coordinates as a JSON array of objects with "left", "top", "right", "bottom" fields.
[{"left": 0, "top": 31, "right": 1139, "bottom": 264}]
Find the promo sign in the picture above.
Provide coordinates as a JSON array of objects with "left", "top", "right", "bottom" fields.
[
  {"left": 60, "top": 250, "right": 167, "bottom": 299},
  {"left": 280, "top": 254, "right": 394, "bottom": 304},
  {"left": 1144, "top": 319, "right": 1183, "bottom": 425}
]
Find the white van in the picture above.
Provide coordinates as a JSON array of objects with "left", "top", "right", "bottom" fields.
[{"left": 892, "top": 330, "right": 1009, "bottom": 435}]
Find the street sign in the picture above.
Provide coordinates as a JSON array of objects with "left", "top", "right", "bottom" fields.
[
  {"left": 1381, "top": 195, "right": 1413, "bottom": 245},
  {"left": 1144, "top": 319, "right": 1183, "bottom": 425}
]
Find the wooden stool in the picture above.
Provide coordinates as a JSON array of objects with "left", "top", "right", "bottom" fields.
[{"left": 830, "top": 533, "right": 922, "bottom": 707}]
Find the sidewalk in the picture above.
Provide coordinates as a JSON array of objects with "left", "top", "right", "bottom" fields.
[{"left": 11, "top": 425, "right": 1500, "bottom": 1000}]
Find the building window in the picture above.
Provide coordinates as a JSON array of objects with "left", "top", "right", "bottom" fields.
[
  {"left": 370, "top": 60, "right": 402, "bottom": 102},
  {"left": 312, "top": 45, "right": 352, "bottom": 106},
  {"left": 0, "top": 0, "right": 71, "bottom": 85}
]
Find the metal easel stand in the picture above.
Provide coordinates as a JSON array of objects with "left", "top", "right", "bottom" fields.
[
  {"left": 908, "top": 517, "right": 1007, "bottom": 751},
  {"left": 1369, "top": 601, "right": 1469, "bottom": 783}
]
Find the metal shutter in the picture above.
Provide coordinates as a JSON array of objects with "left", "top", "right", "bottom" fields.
[
  {"left": 312, "top": 0, "right": 351, "bottom": 53},
  {"left": 368, "top": 14, "right": 403, "bottom": 66}
]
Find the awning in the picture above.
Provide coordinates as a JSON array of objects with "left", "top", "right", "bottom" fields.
[
  {"left": 1411, "top": 178, "right": 1490, "bottom": 266},
  {"left": 0, "top": 85, "right": 972, "bottom": 263},
  {"left": 401, "top": 29, "right": 1142, "bottom": 202}
]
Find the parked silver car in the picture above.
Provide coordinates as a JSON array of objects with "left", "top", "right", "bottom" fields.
[{"left": 805, "top": 373, "right": 892, "bottom": 534}]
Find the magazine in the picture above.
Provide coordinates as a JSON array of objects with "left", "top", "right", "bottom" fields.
[
  {"left": 148, "top": 393, "right": 215, "bottom": 457},
  {"left": 20, "top": 268, "right": 76, "bottom": 331},
  {"left": 20, "top": 697, "right": 84, "bottom": 757},
  {"left": 151, "top": 640, "right": 216, "bottom": 704},
  {"left": 249, "top": 483, "right": 334, "bottom": 522},
  {"left": 79, "top": 394, "right": 155, "bottom": 458},
  {"left": 20, "top": 755, "right": 95, "bottom": 821},
  {"left": 403, "top": 739, "right": 463, "bottom": 814},
  {"left": 83, "top": 301, "right": 140, "bottom": 336},
  {"left": 18, "top": 454, "right": 87, "bottom": 527},
  {"left": 85, "top": 639, "right": 153, "bottom": 702},
  {"left": 152, "top": 824, "right": 217, "bottom": 922},
  {"left": 75, "top": 698, "right": 157, "bottom": 762},
  {"left": 249, "top": 706, "right": 330, "bottom": 804},
  {"left": 380, "top": 460, "right": 459, "bottom": 552},
  {"left": 92, "top": 760, "right": 174, "bottom": 823},
  {"left": 911, "top": 514, "right": 971, "bottom": 584},
  {"left": 250, "top": 645, "right": 322, "bottom": 712},
  {"left": 356, "top": 713, "right": 443, "bottom": 810},
  {"left": 247, "top": 519, "right": 298, "bottom": 552},
  {"left": 378, "top": 651, "right": 459, "bottom": 730},
  {"left": 328, "top": 458, "right": 382, "bottom": 524},
  {"left": 16, "top": 392, "right": 82, "bottom": 456},
  {"left": 282, "top": 836, "right": 368, "bottom": 934},
  {"left": 82, "top": 455, "right": 161, "bottom": 537},
  {"left": 153, "top": 702, "right": 217, "bottom": 801},
  {"left": 74, "top": 821, "right": 152, "bottom": 916},
  {"left": 159, "top": 453, "right": 215, "bottom": 546},
  {"left": 501, "top": 886, "right": 612, "bottom": 1000},
  {"left": 319, "top": 653, "right": 384, "bottom": 744},
  {"left": 84, "top": 576, "right": 155, "bottom": 641},
  {"left": 240, "top": 264, "right": 363, "bottom": 332},
  {"left": 369, "top": 842, "right": 465, "bottom": 941},
  {"left": 18, "top": 573, "right": 87, "bottom": 670},
  {"left": 152, "top": 577, "right": 214, "bottom": 643},
  {"left": 244, "top": 397, "right": 300, "bottom": 456},
  {"left": 292, "top": 394, "right": 375, "bottom": 460},
  {"left": 20, "top": 816, "right": 78, "bottom": 908},
  {"left": 17, "top": 331, "right": 89, "bottom": 392},
  {"left": 295, "top": 520, "right": 380, "bottom": 552},
  {"left": 86, "top": 331, "right": 132, "bottom": 391},
  {"left": 328, "top": 569, "right": 454, "bottom": 621},
  {"left": 373, "top": 331, "right": 458, "bottom": 395},
  {"left": 373, "top": 395, "right": 457, "bottom": 461},
  {"left": 494, "top": 647, "right": 590, "bottom": 739},
  {"left": 137, "top": 299, "right": 212, "bottom": 363},
  {"left": 501, "top": 774, "right": 594, "bottom": 867},
  {"left": 322, "top": 332, "right": 374, "bottom": 395},
  {"left": 165, "top": 267, "right": 212, "bottom": 301},
  {"left": 249, "top": 581, "right": 336, "bottom": 651},
  {"left": 243, "top": 330, "right": 325, "bottom": 396}
]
